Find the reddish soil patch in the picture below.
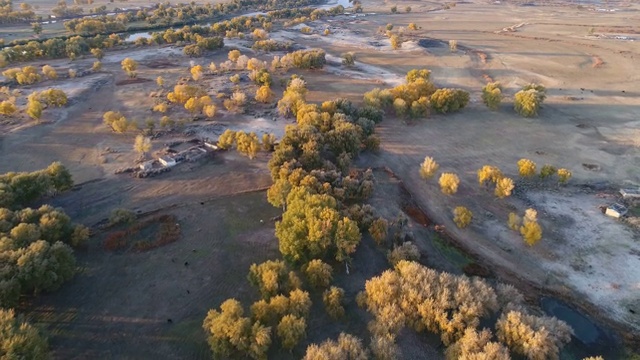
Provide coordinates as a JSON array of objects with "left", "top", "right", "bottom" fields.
[{"left": 104, "top": 214, "right": 181, "bottom": 252}]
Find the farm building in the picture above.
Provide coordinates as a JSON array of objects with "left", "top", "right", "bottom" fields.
[
  {"left": 605, "top": 203, "right": 628, "bottom": 218},
  {"left": 139, "top": 161, "right": 154, "bottom": 171},
  {"left": 159, "top": 156, "right": 177, "bottom": 167},
  {"left": 620, "top": 188, "right": 640, "bottom": 200}
]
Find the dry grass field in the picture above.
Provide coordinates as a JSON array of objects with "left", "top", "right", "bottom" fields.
[{"left": 2, "top": 0, "right": 640, "bottom": 357}]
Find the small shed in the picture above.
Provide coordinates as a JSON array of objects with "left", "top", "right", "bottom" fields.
[
  {"left": 159, "top": 156, "right": 177, "bottom": 168},
  {"left": 620, "top": 188, "right": 640, "bottom": 200},
  {"left": 605, "top": 203, "right": 628, "bottom": 218},
  {"left": 139, "top": 160, "right": 154, "bottom": 171}
]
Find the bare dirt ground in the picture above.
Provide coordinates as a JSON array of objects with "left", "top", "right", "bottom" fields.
[{"left": 2, "top": 0, "right": 640, "bottom": 357}]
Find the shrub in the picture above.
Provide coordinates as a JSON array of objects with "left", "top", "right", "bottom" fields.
[
  {"left": 387, "top": 241, "right": 420, "bottom": 265},
  {"left": 42, "top": 65, "right": 57, "bottom": 80},
  {"left": 390, "top": 34, "right": 401, "bottom": 49},
  {"left": 439, "top": 173, "right": 460, "bottom": 195},
  {"left": 514, "top": 84, "right": 546, "bottom": 117},
  {"left": 481, "top": 82, "right": 503, "bottom": 110},
  {"left": 477, "top": 165, "right": 503, "bottom": 186},
  {"left": 108, "top": 208, "right": 135, "bottom": 225},
  {"left": 539, "top": 164, "right": 557, "bottom": 179},
  {"left": 520, "top": 208, "right": 542, "bottom": 246},
  {"left": 430, "top": 88, "right": 469, "bottom": 114},
  {"left": 517, "top": 158, "right": 536, "bottom": 177},
  {"left": 494, "top": 177, "right": 515, "bottom": 199},
  {"left": 557, "top": 168, "right": 571, "bottom": 183},
  {"left": 342, "top": 52, "right": 356, "bottom": 66},
  {"left": 449, "top": 40, "right": 457, "bottom": 52},
  {"left": 507, "top": 212, "right": 521, "bottom": 231},
  {"left": 255, "top": 85, "right": 275, "bottom": 103},
  {"left": 419, "top": 156, "right": 439, "bottom": 179},
  {"left": 121, "top": 58, "right": 138, "bottom": 78},
  {"left": 217, "top": 129, "right": 236, "bottom": 150},
  {"left": 496, "top": 310, "right": 572, "bottom": 360},
  {"left": 453, "top": 206, "right": 472, "bottom": 228}
]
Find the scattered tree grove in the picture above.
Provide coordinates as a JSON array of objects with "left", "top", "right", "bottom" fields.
[{"left": 357, "top": 261, "right": 572, "bottom": 357}]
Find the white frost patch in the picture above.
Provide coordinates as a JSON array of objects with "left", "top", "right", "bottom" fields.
[
  {"left": 29, "top": 73, "right": 110, "bottom": 102},
  {"left": 324, "top": 54, "right": 404, "bottom": 86},
  {"left": 102, "top": 47, "right": 183, "bottom": 64},
  {"left": 190, "top": 117, "right": 286, "bottom": 141},
  {"left": 529, "top": 191, "right": 640, "bottom": 328}
]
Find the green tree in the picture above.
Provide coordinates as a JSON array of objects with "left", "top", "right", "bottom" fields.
[
  {"left": 202, "top": 299, "right": 272, "bottom": 360},
  {"left": 496, "top": 310, "right": 572, "bottom": 360},
  {"left": 16, "top": 240, "right": 76, "bottom": 294},
  {"left": 275, "top": 187, "right": 341, "bottom": 262},
  {"left": 31, "top": 22, "right": 43, "bottom": 35},
  {"left": 302, "top": 259, "right": 332, "bottom": 288},
  {"left": 0, "top": 309, "right": 49, "bottom": 359},
  {"left": 322, "top": 286, "right": 345, "bottom": 319},
  {"left": 445, "top": 328, "right": 510, "bottom": 360},
  {"left": 335, "top": 217, "right": 361, "bottom": 262},
  {"left": 277, "top": 314, "right": 306, "bottom": 351},
  {"left": 539, "top": 164, "right": 557, "bottom": 179},
  {"left": 368, "top": 217, "right": 389, "bottom": 245},
  {"left": 387, "top": 241, "right": 420, "bottom": 265},
  {"left": 303, "top": 333, "right": 369, "bottom": 360},
  {"left": 248, "top": 260, "right": 299, "bottom": 299}
]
